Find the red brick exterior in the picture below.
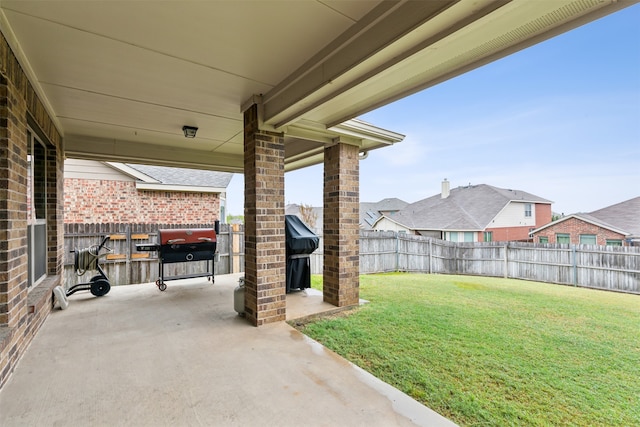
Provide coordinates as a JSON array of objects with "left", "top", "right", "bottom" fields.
[
  {"left": 1, "top": 30, "right": 64, "bottom": 388},
  {"left": 484, "top": 203, "right": 552, "bottom": 242},
  {"left": 64, "top": 178, "right": 221, "bottom": 224},
  {"left": 323, "top": 143, "right": 359, "bottom": 307},
  {"left": 243, "top": 104, "right": 286, "bottom": 326},
  {"left": 532, "top": 217, "right": 628, "bottom": 245}
]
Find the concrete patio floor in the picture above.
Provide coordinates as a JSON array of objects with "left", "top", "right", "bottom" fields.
[{"left": 0, "top": 273, "right": 455, "bottom": 426}]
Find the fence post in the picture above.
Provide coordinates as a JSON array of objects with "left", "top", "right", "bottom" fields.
[
  {"left": 395, "top": 232, "right": 399, "bottom": 272},
  {"left": 572, "top": 245, "right": 577, "bottom": 286},
  {"left": 503, "top": 242, "right": 509, "bottom": 278},
  {"left": 428, "top": 238, "right": 432, "bottom": 274},
  {"left": 228, "top": 225, "right": 234, "bottom": 274},
  {"left": 126, "top": 224, "right": 131, "bottom": 286}
]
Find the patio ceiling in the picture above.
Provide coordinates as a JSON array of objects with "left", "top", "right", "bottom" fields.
[{"left": 0, "top": 0, "right": 633, "bottom": 172}]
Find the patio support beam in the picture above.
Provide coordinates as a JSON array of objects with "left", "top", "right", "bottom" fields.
[
  {"left": 242, "top": 103, "right": 286, "bottom": 326},
  {"left": 323, "top": 143, "right": 360, "bottom": 307}
]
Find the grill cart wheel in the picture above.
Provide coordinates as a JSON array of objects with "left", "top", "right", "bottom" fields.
[
  {"left": 90, "top": 278, "right": 111, "bottom": 297},
  {"left": 155, "top": 279, "right": 167, "bottom": 291}
]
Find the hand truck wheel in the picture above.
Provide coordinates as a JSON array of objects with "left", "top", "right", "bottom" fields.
[{"left": 90, "top": 278, "right": 111, "bottom": 297}]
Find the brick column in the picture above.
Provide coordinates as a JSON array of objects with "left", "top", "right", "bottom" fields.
[
  {"left": 0, "top": 75, "right": 28, "bottom": 327},
  {"left": 243, "top": 103, "right": 286, "bottom": 326},
  {"left": 323, "top": 142, "right": 359, "bottom": 307}
]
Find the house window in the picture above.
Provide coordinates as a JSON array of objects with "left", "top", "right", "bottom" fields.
[
  {"left": 580, "top": 234, "right": 597, "bottom": 245},
  {"left": 539, "top": 236, "right": 548, "bottom": 243},
  {"left": 524, "top": 203, "right": 532, "bottom": 218},
  {"left": 448, "top": 231, "right": 458, "bottom": 242},
  {"left": 606, "top": 239, "right": 622, "bottom": 246},
  {"left": 27, "top": 130, "right": 48, "bottom": 287},
  {"left": 464, "top": 232, "right": 474, "bottom": 242},
  {"left": 483, "top": 231, "right": 493, "bottom": 242},
  {"left": 556, "top": 233, "right": 570, "bottom": 244}
]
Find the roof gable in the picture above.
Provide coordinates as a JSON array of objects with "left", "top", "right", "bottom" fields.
[
  {"left": 126, "top": 164, "right": 233, "bottom": 188},
  {"left": 360, "top": 198, "right": 409, "bottom": 230},
  {"left": 390, "top": 184, "right": 550, "bottom": 231}
]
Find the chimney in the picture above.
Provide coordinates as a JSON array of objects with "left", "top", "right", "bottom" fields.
[{"left": 441, "top": 178, "right": 450, "bottom": 199}]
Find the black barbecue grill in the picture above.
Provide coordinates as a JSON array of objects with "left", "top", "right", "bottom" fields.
[{"left": 137, "top": 223, "right": 218, "bottom": 291}]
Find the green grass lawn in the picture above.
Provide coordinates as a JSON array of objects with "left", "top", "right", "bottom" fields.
[{"left": 300, "top": 273, "right": 640, "bottom": 426}]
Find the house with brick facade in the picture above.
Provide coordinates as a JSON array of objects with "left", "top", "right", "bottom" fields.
[
  {"left": 372, "top": 180, "right": 552, "bottom": 242},
  {"left": 1, "top": 0, "right": 629, "bottom": 395},
  {"left": 530, "top": 197, "right": 640, "bottom": 246},
  {"left": 64, "top": 159, "right": 232, "bottom": 224}
]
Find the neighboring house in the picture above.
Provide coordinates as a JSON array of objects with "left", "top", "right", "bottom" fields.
[
  {"left": 286, "top": 198, "right": 409, "bottom": 233},
  {"left": 360, "top": 198, "right": 409, "bottom": 230},
  {"left": 64, "top": 159, "right": 233, "bottom": 224},
  {"left": 530, "top": 197, "right": 640, "bottom": 246},
  {"left": 372, "top": 180, "right": 552, "bottom": 242},
  {"left": 285, "top": 204, "right": 323, "bottom": 233}
]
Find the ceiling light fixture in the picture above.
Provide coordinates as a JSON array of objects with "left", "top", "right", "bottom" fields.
[{"left": 182, "top": 125, "right": 198, "bottom": 138}]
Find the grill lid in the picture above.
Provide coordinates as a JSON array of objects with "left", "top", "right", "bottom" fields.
[{"left": 159, "top": 228, "right": 216, "bottom": 245}]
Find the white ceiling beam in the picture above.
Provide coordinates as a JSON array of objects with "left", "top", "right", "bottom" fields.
[
  {"left": 65, "top": 135, "right": 243, "bottom": 173},
  {"left": 262, "top": 0, "right": 503, "bottom": 128}
]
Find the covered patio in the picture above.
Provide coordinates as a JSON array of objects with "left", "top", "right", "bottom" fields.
[
  {"left": 0, "top": 274, "right": 455, "bottom": 426},
  {"left": 1, "top": 0, "right": 635, "bottom": 421}
]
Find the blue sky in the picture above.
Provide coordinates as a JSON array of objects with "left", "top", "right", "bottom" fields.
[{"left": 226, "top": 4, "right": 639, "bottom": 217}]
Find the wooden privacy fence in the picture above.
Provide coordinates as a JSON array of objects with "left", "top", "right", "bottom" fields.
[
  {"left": 64, "top": 226, "right": 639, "bottom": 294},
  {"left": 63, "top": 223, "right": 244, "bottom": 288},
  {"left": 322, "top": 231, "right": 638, "bottom": 294}
]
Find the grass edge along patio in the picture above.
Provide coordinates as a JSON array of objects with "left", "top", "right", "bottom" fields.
[{"left": 297, "top": 273, "right": 640, "bottom": 427}]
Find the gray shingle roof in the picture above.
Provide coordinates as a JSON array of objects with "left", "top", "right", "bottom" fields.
[
  {"left": 390, "top": 184, "right": 551, "bottom": 231},
  {"left": 360, "top": 198, "right": 409, "bottom": 230},
  {"left": 127, "top": 164, "right": 233, "bottom": 188},
  {"left": 588, "top": 196, "right": 640, "bottom": 237}
]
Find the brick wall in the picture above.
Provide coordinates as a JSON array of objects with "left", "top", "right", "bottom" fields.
[
  {"left": 64, "top": 179, "right": 221, "bottom": 224},
  {"left": 1, "top": 28, "right": 63, "bottom": 389},
  {"left": 243, "top": 103, "right": 286, "bottom": 326},
  {"left": 533, "top": 217, "right": 627, "bottom": 245},
  {"left": 323, "top": 142, "right": 360, "bottom": 307},
  {"left": 0, "top": 74, "right": 28, "bottom": 328}
]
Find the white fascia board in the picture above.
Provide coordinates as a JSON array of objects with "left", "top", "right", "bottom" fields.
[
  {"left": 371, "top": 214, "right": 408, "bottom": 230},
  {"left": 509, "top": 199, "right": 553, "bottom": 205},
  {"left": 105, "top": 162, "right": 161, "bottom": 183},
  {"left": 330, "top": 119, "right": 405, "bottom": 145},
  {"left": 136, "top": 182, "right": 224, "bottom": 193},
  {"left": 288, "top": 118, "right": 405, "bottom": 146},
  {"left": 418, "top": 228, "right": 481, "bottom": 233},
  {"left": 529, "top": 214, "right": 629, "bottom": 237}
]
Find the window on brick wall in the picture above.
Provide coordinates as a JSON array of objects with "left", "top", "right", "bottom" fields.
[
  {"left": 27, "top": 129, "right": 48, "bottom": 287},
  {"left": 539, "top": 236, "right": 548, "bottom": 243},
  {"left": 483, "top": 231, "right": 493, "bottom": 242},
  {"left": 606, "top": 239, "right": 622, "bottom": 246},
  {"left": 579, "top": 234, "right": 596, "bottom": 245},
  {"left": 556, "top": 233, "right": 570, "bottom": 244}
]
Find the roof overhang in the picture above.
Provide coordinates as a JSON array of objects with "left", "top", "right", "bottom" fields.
[
  {"left": 530, "top": 214, "right": 630, "bottom": 236},
  {"left": 1, "top": 0, "right": 635, "bottom": 172}
]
